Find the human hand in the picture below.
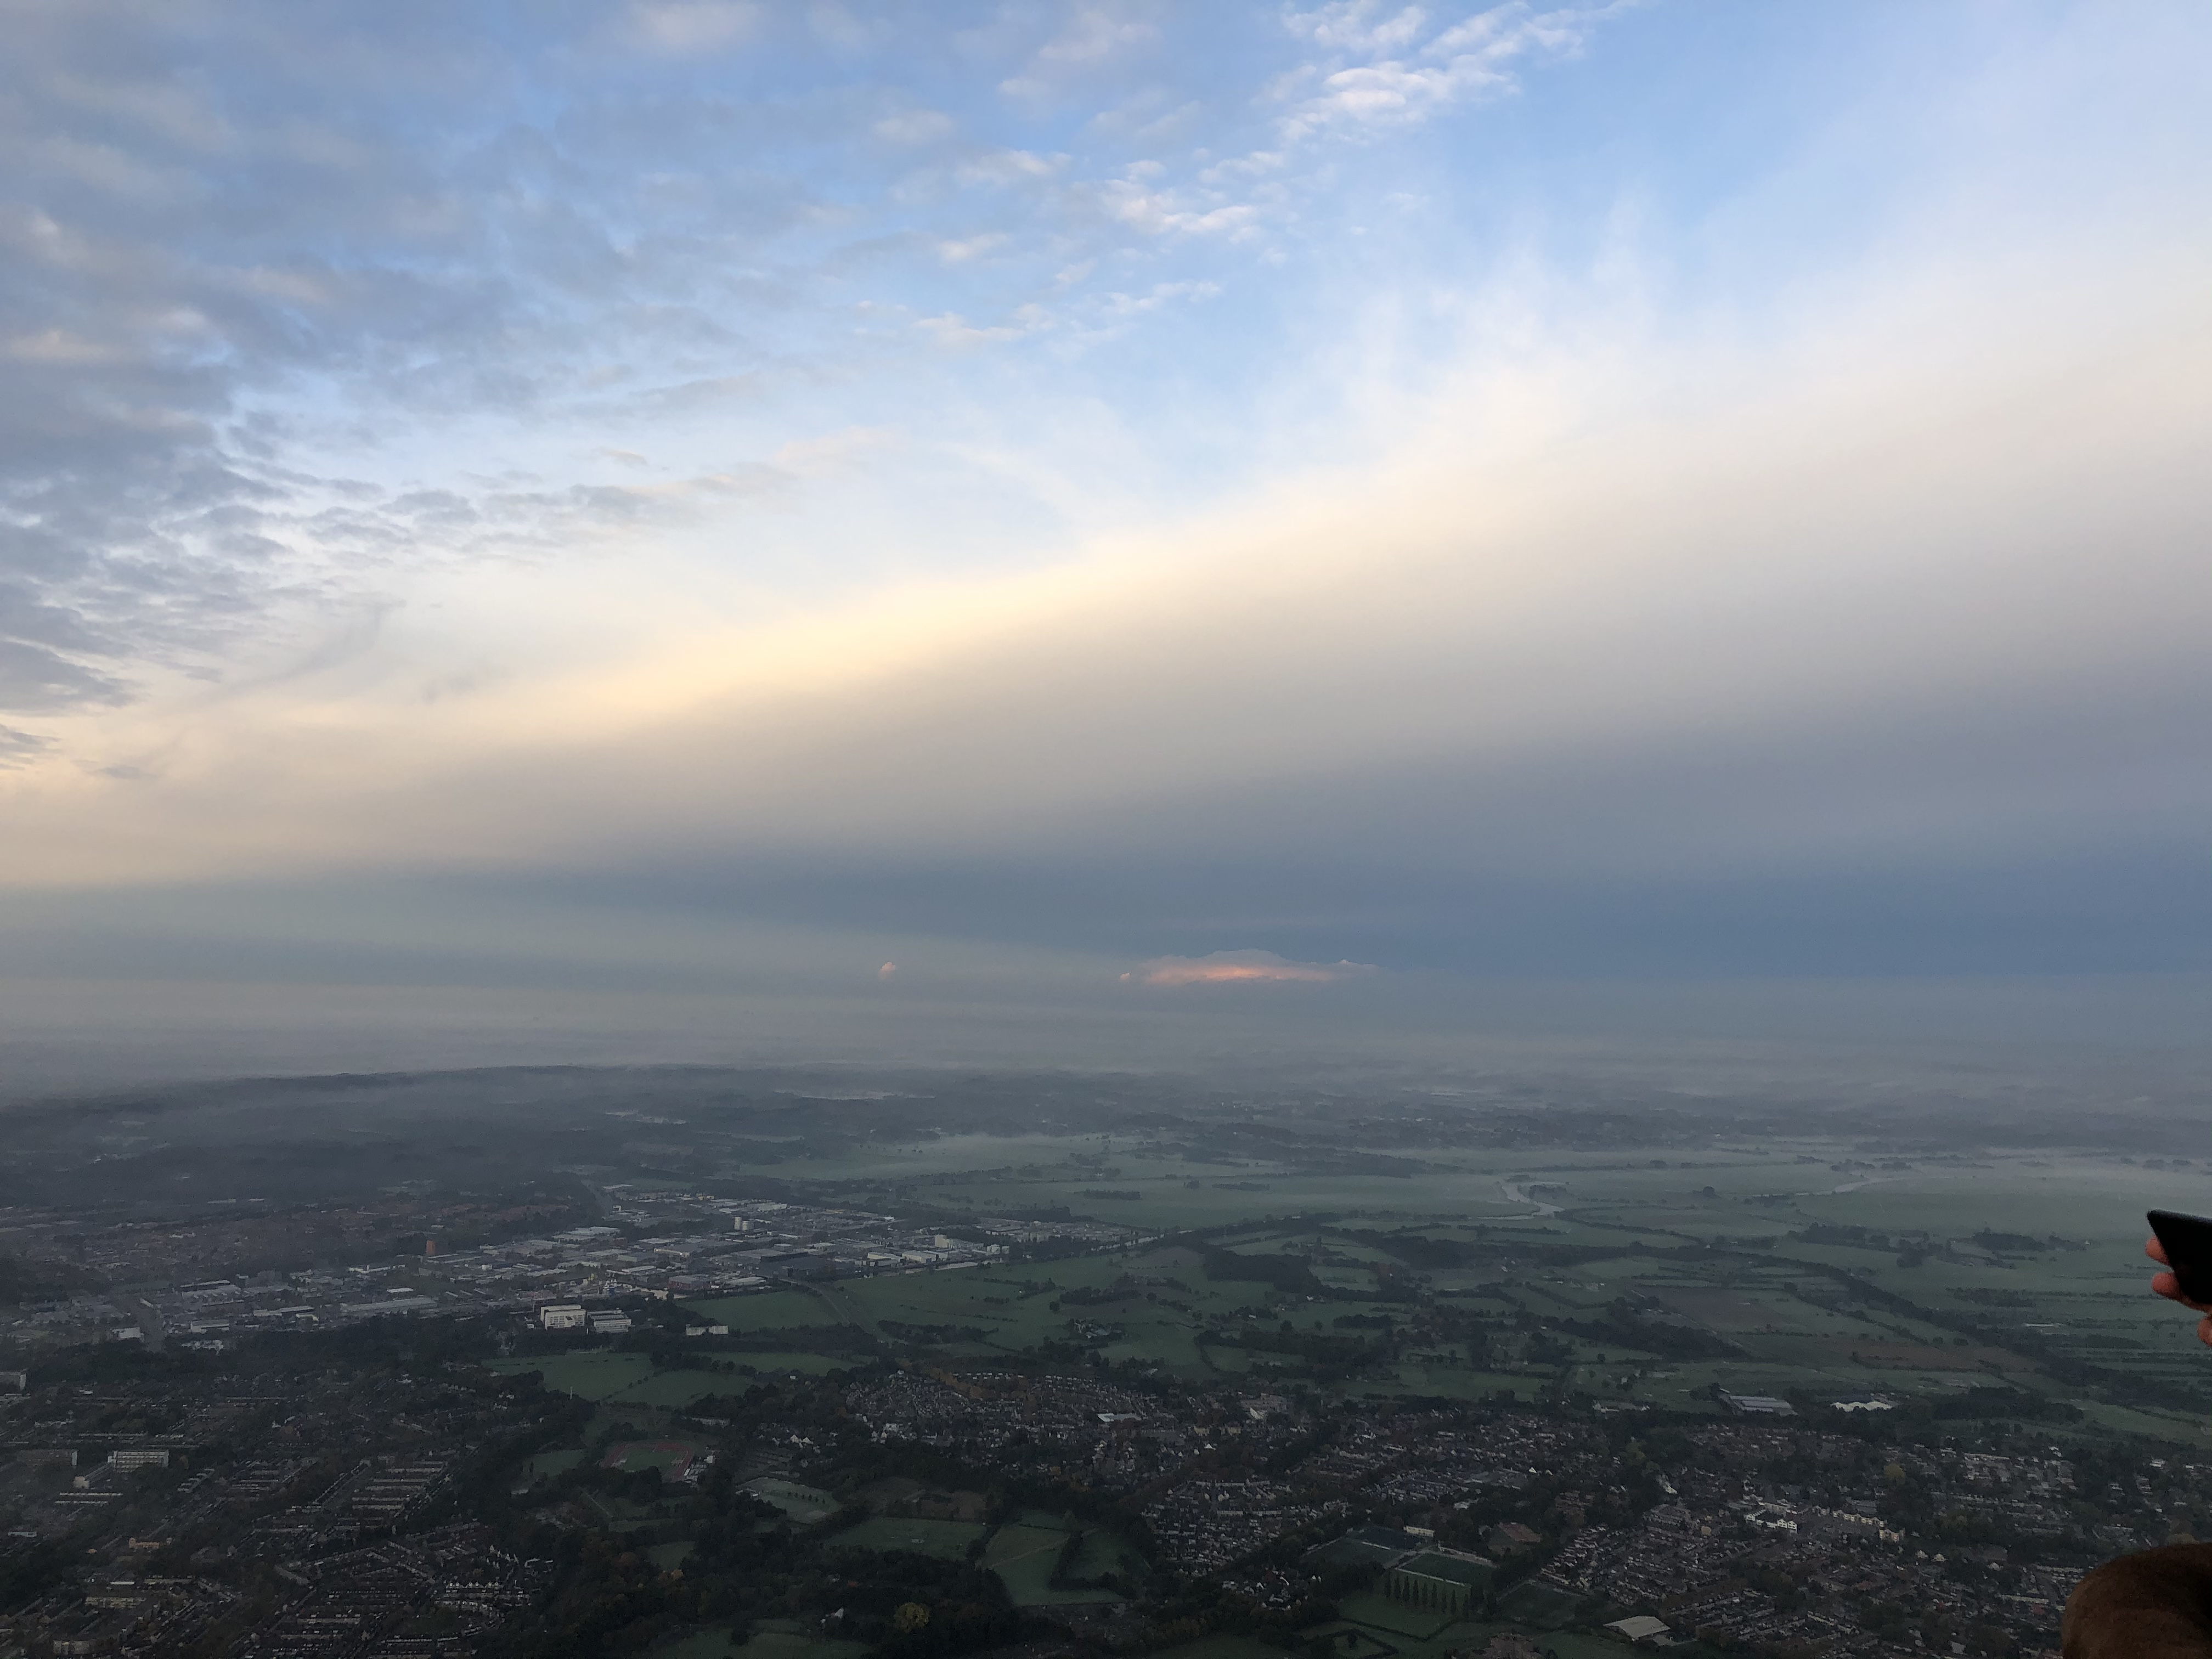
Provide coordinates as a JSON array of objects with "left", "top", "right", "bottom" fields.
[{"left": 2147, "top": 1235, "right": 2212, "bottom": 1348}]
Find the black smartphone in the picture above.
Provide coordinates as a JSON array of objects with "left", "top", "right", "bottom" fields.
[{"left": 2148, "top": 1210, "right": 2212, "bottom": 1303}]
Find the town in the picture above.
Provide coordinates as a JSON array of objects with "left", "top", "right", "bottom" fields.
[
  {"left": 2, "top": 1190, "right": 1133, "bottom": 1356},
  {"left": 0, "top": 1214, "right": 2196, "bottom": 1659},
  {"left": 6, "top": 1067, "right": 2211, "bottom": 1659}
]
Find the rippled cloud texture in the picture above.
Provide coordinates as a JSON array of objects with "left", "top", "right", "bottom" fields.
[{"left": 1, "top": 1, "right": 2208, "bottom": 1062}]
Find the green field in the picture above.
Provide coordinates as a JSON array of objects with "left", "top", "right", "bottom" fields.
[
  {"left": 601, "top": 1440, "right": 698, "bottom": 1478},
  {"left": 682, "top": 1290, "right": 847, "bottom": 1331},
  {"left": 1492, "top": 1578, "right": 1604, "bottom": 1630},
  {"left": 826, "top": 1516, "right": 988, "bottom": 1560},
  {"left": 1334, "top": 1591, "right": 1464, "bottom": 1640},
  {"left": 605, "top": 1369, "right": 728, "bottom": 1408},
  {"left": 1070, "top": 1524, "right": 1142, "bottom": 1581},
  {"left": 724, "top": 1351, "right": 854, "bottom": 1377},
  {"left": 653, "top": 1632, "right": 744, "bottom": 1659},
  {"left": 977, "top": 1517, "right": 1126, "bottom": 1606},
  {"left": 726, "top": 1627, "right": 870, "bottom": 1659},
  {"left": 1302, "top": 1626, "right": 1398, "bottom": 1659},
  {"left": 1144, "top": 1637, "right": 1291, "bottom": 1659},
  {"left": 744, "top": 1478, "right": 839, "bottom": 1523},
  {"left": 485, "top": 1350, "right": 656, "bottom": 1399},
  {"left": 485, "top": 1352, "right": 742, "bottom": 1410}
]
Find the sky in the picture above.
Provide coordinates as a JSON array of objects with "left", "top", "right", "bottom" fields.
[{"left": 2, "top": 1, "right": 2208, "bottom": 1079}]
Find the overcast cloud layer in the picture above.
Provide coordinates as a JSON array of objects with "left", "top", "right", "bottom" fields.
[{"left": 1, "top": 1, "right": 2208, "bottom": 1066}]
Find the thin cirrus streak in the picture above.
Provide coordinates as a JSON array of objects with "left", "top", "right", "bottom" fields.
[{"left": 1124, "top": 951, "right": 1379, "bottom": 986}]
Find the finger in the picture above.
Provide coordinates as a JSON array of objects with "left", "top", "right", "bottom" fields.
[
  {"left": 2199, "top": 1314, "right": 2212, "bottom": 1350},
  {"left": 2149, "top": 1237, "right": 2172, "bottom": 1266},
  {"left": 2155, "top": 1273, "right": 2212, "bottom": 1312}
]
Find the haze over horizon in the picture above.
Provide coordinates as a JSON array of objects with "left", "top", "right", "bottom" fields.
[{"left": 3, "top": 2, "right": 2208, "bottom": 1079}]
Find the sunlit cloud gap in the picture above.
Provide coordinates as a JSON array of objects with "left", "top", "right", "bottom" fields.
[{"left": 1126, "top": 952, "right": 1380, "bottom": 987}]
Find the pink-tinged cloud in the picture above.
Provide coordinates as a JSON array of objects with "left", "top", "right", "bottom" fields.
[{"left": 1124, "top": 950, "right": 1379, "bottom": 988}]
